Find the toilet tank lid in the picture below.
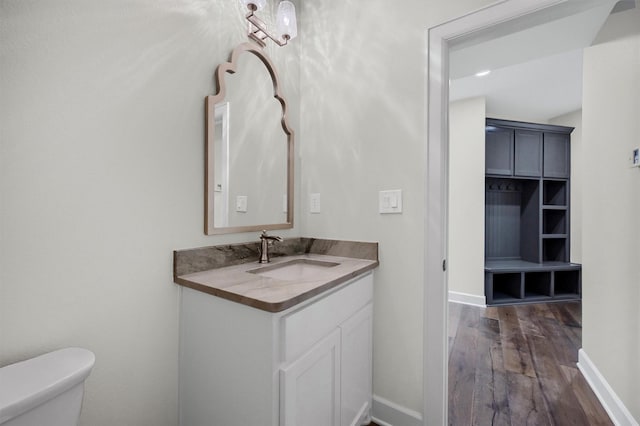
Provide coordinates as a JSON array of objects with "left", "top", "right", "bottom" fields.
[{"left": 0, "top": 347, "right": 95, "bottom": 424}]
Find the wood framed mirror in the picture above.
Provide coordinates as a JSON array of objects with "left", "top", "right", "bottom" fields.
[{"left": 205, "top": 42, "right": 294, "bottom": 235}]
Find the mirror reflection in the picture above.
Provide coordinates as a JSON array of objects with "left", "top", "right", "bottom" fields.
[{"left": 205, "top": 43, "right": 293, "bottom": 235}]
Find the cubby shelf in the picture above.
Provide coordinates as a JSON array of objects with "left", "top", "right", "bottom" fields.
[
  {"left": 484, "top": 119, "right": 580, "bottom": 306},
  {"left": 485, "top": 261, "right": 581, "bottom": 306},
  {"left": 543, "top": 180, "right": 567, "bottom": 206},
  {"left": 543, "top": 209, "right": 567, "bottom": 235}
]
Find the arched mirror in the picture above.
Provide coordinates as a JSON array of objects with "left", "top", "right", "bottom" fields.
[{"left": 205, "top": 42, "right": 294, "bottom": 235}]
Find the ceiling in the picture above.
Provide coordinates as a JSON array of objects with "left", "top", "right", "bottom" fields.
[{"left": 449, "top": 0, "right": 634, "bottom": 122}]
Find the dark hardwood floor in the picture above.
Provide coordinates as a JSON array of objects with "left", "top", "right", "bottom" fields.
[{"left": 448, "top": 301, "right": 612, "bottom": 426}]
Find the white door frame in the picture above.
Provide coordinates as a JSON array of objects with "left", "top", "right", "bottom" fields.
[{"left": 423, "top": 0, "right": 584, "bottom": 423}]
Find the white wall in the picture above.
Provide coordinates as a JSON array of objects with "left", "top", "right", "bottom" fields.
[
  {"left": 549, "top": 109, "right": 582, "bottom": 263},
  {"left": 581, "top": 7, "right": 640, "bottom": 421},
  {"left": 448, "top": 97, "right": 486, "bottom": 300},
  {"left": 299, "top": 0, "right": 494, "bottom": 416},
  {"left": 0, "top": 1, "right": 299, "bottom": 425}
]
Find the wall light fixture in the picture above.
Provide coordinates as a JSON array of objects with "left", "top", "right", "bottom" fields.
[{"left": 239, "top": 0, "right": 297, "bottom": 47}]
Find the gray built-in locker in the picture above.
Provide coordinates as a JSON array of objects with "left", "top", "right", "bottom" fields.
[{"left": 484, "top": 119, "right": 581, "bottom": 305}]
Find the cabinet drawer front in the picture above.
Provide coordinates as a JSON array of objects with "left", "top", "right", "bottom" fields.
[{"left": 282, "top": 273, "right": 373, "bottom": 363}]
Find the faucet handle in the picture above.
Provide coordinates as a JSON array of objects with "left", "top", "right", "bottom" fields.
[{"left": 259, "top": 230, "right": 283, "bottom": 241}]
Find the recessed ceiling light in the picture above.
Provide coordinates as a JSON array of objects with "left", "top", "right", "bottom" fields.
[{"left": 475, "top": 70, "right": 491, "bottom": 77}]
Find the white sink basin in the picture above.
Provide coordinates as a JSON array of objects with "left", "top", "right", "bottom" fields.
[{"left": 249, "top": 259, "right": 340, "bottom": 281}]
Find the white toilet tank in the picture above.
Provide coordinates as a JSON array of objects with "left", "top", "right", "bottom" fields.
[{"left": 0, "top": 347, "right": 95, "bottom": 426}]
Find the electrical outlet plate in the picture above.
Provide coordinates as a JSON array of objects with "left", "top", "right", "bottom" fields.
[
  {"left": 236, "top": 195, "right": 248, "bottom": 212},
  {"left": 379, "top": 189, "right": 402, "bottom": 214},
  {"left": 309, "top": 193, "right": 321, "bottom": 214}
]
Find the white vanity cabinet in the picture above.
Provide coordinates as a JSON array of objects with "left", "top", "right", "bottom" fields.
[{"left": 179, "top": 271, "right": 373, "bottom": 426}]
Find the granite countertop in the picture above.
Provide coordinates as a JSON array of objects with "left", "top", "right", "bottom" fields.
[{"left": 173, "top": 238, "right": 378, "bottom": 313}]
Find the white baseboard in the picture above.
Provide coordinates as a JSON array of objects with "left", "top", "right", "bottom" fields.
[
  {"left": 577, "top": 349, "right": 639, "bottom": 426},
  {"left": 448, "top": 291, "right": 486, "bottom": 307},
  {"left": 371, "top": 395, "right": 422, "bottom": 426}
]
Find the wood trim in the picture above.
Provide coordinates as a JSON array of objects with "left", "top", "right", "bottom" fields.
[
  {"left": 577, "top": 349, "right": 639, "bottom": 426},
  {"left": 486, "top": 118, "right": 575, "bottom": 134},
  {"left": 372, "top": 395, "right": 423, "bottom": 426},
  {"left": 448, "top": 291, "right": 487, "bottom": 307}
]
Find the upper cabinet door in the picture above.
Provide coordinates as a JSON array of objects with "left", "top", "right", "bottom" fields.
[
  {"left": 485, "top": 127, "right": 514, "bottom": 176},
  {"left": 514, "top": 130, "right": 542, "bottom": 177},
  {"left": 543, "top": 133, "right": 570, "bottom": 178}
]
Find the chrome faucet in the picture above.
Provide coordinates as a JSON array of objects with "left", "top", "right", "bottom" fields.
[{"left": 258, "top": 230, "right": 283, "bottom": 263}]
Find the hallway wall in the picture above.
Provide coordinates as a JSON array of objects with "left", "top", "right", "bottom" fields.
[
  {"left": 581, "top": 6, "right": 640, "bottom": 421},
  {"left": 448, "top": 97, "right": 486, "bottom": 301}
]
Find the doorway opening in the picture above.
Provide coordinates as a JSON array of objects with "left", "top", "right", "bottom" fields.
[{"left": 424, "top": 0, "right": 619, "bottom": 423}]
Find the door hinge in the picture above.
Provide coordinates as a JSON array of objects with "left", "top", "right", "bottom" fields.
[{"left": 442, "top": 259, "right": 447, "bottom": 271}]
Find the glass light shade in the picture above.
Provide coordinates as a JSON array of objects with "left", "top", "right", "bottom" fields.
[
  {"left": 276, "top": 1, "right": 297, "bottom": 40},
  {"left": 240, "top": 0, "right": 266, "bottom": 11}
]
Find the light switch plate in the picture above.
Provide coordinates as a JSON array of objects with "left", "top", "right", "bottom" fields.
[
  {"left": 236, "top": 195, "right": 248, "bottom": 212},
  {"left": 309, "top": 193, "right": 321, "bottom": 214},
  {"left": 379, "top": 190, "right": 402, "bottom": 214}
]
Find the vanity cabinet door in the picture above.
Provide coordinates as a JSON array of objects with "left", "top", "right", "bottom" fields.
[
  {"left": 340, "top": 304, "right": 373, "bottom": 426},
  {"left": 280, "top": 329, "right": 341, "bottom": 426}
]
